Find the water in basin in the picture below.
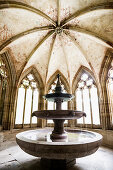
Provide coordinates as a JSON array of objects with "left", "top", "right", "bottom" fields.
[{"left": 23, "top": 129, "right": 96, "bottom": 144}]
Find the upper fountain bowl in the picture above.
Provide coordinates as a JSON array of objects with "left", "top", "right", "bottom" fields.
[
  {"left": 44, "top": 92, "right": 74, "bottom": 102},
  {"left": 44, "top": 74, "right": 74, "bottom": 102}
]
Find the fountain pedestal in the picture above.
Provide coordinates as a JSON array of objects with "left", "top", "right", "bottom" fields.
[
  {"left": 50, "top": 99, "right": 68, "bottom": 141},
  {"left": 41, "top": 158, "right": 76, "bottom": 170},
  {"left": 50, "top": 119, "right": 67, "bottom": 141}
]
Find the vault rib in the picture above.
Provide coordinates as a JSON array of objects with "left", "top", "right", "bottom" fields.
[
  {"left": 64, "top": 26, "right": 113, "bottom": 48},
  {"left": 12, "top": 31, "right": 55, "bottom": 80},
  {"left": 63, "top": 30, "right": 90, "bottom": 66},
  {"left": 61, "top": 2, "right": 113, "bottom": 27},
  {"left": 26, "top": 30, "right": 55, "bottom": 62},
  {"left": 59, "top": 35, "right": 70, "bottom": 86},
  {"left": 0, "top": 1, "right": 56, "bottom": 26},
  {"left": 45, "top": 34, "right": 56, "bottom": 85},
  {"left": 57, "top": 0, "right": 61, "bottom": 26},
  {"left": 0, "top": 26, "right": 55, "bottom": 52}
]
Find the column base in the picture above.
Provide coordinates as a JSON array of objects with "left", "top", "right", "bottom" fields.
[{"left": 40, "top": 158, "right": 76, "bottom": 170}]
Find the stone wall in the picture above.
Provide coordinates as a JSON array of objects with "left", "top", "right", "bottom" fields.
[{"left": 87, "top": 129, "right": 113, "bottom": 149}]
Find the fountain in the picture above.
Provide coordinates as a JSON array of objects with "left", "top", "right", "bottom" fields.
[{"left": 16, "top": 74, "right": 102, "bottom": 169}]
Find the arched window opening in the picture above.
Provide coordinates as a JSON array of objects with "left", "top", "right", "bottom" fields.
[
  {"left": 107, "top": 62, "right": 113, "bottom": 125},
  {"left": 47, "top": 78, "right": 68, "bottom": 124},
  {"left": 75, "top": 73, "right": 100, "bottom": 126},
  {"left": 0, "top": 58, "right": 8, "bottom": 126},
  {"left": 15, "top": 73, "right": 39, "bottom": 127}
]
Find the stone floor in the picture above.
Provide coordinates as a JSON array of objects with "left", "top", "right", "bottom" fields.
[{"left": 0, "top": 129, "right": 113, "bottom": 170}]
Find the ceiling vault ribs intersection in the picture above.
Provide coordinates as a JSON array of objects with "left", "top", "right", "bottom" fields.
[
  {"left": 0, "top": 0, "right": 113, "bottom": 87},
  {"left": 63, "top": 30, "right": 90, "bottom": 65}
]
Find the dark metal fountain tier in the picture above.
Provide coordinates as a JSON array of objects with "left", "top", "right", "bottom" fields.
[{"left": 32, "top": 74, "right": 86, "bottom": 141}]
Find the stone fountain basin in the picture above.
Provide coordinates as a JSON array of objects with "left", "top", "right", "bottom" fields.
[
  {"left": 32, "top": 110, "right": 86, "bottom": 119},
  {"left": 44, "top": 93, "right": 74, "bottom": 101},
  {"left": 16, "top": 129, "right": 102, "bottom": 160}
]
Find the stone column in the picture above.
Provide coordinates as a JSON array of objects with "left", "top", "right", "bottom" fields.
[
  {"left": 100, "top": 87, "right": 111, "bottom": 130},
  {"left": 37, "top": 88, "right": 45, "bottom": 128}
]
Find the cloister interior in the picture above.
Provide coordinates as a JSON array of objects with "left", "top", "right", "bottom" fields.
[{"left": 0, "top": 0, "right": 113, "bottom": 169}]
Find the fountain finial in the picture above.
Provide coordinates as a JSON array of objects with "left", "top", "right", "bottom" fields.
[
  {"left": 55, "top": 74, "right": 62, "bottom": 93},
  {"left": 56, "top": 74, "right": 61, "bottom": 85}
]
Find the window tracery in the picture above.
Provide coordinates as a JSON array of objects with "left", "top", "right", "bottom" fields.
[
  {"left": 75, "top": 73, "right": 100, "bottom": 126},
  {"left": 15, "top": 73, "right": 39, "bottom": 127}
]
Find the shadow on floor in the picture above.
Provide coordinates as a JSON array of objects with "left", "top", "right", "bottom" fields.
[{"left": 0, "top": 159, "right": 84, "bottom": 170}]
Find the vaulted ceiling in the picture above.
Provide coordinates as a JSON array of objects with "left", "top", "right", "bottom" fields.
[{"left": 0, "top": 0, "right": 113, "bottom": 87}]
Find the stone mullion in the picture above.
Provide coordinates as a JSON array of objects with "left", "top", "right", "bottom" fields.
[
  {"left": 68, "top": 101, "right": 71, "bottom": 127},
  {"left": 0, "top": 80, "right": 6, "bottom": 125},
  {"left": 22, "top": 88, "right": 27, "bottom": 128},
  {"left": 68, "top": 100, "right": 73, "bottom": 127},
  {"left": 37, "top": 88, "right": 45, "bottom": 128},
  {"left": 100, "top": 82, "right": 110, "bottom": 130},
  {"left": 73, "top": 93, "right": 77, "bottom": 127},
  {"left": 2, "top": 81, "right": 11, "bottom": 130},
  {"left": 0, "top": 79, "right": 3, "bottom": 122},
  {"left": 8, "top": 85, "right": 17, "bottom": 129},
  {"left": 0, "top": 78, "right": 3, "bottom": 101},
  {"left": 69, "top": 97, "right": 76, "bottom": 128},
  {"left": 30, "top": 89, "right": 34, "bottom": 127},
  {"left": 53, "top": 102, "right": 55, "bottom": 110},
  {"left": 106, "top": 83, "right": 112, "bottom": 124},
  {"left": 88, "top": 87, "right": 93, "bottom": 128},
  {"left": 81, "top": 89, "right": 85, "bottom": 125},
  {"left": 12, "top": 85, "right": 18, "bottom": 129},
  {"left": 44, "top": 99, "right": 48, "bottom": 127}
]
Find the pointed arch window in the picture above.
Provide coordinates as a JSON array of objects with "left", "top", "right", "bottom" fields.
[
  {"left": 107, "top": 62, "right": 113, "bottom": 125},
  {"left": 15, "top": 73, "right": 39, "bottom": 127},
  {"left": 0, "top": 57, "right": 8, "bottom": 125},
  {"left": 75, "top": 73, "right": 100, "bottom": 126},
  {"left": 47, "top": 78, "right": 68, "bottom": 124}
]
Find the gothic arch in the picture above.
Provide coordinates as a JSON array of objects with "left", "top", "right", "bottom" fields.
[
  {"left": 72, "top": 66, "right": 97, "bottom": 94},
  {"left": 99, "top": 49, "right": 113, "bottom": 129},
  {"left": 18, "top": 66, "right": 44, "bottom": 90},
  {"left": 46, "top": 70, "right": 70, "bottom": 94},
  {"left": 0, "top": 51, "right": 16, "bottom": 130}
]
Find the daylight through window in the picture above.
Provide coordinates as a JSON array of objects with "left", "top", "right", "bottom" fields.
[
  {"left": 15, "top": 74, "right": 39, "bottom": 126},
  {"left": 75, "top": 73, "right": 100, "bottom": 126}
]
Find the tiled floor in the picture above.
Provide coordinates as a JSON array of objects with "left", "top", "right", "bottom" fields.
[{"left": 0, "top": 129, "right": 113, "bottom": 170}]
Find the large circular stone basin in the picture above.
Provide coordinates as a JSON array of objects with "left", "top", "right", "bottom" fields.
[{"left": 16, "top": 129, "right": 102, "bottom": 160}]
